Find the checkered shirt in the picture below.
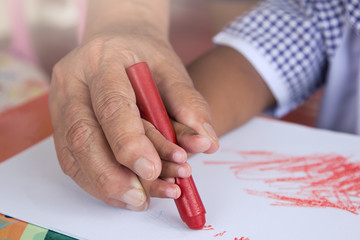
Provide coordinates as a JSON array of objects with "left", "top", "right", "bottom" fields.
[{"left": 214, "top": 0, "right": 360, "bottom": 117}]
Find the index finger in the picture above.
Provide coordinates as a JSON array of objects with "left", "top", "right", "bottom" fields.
[{"left": 86, "top": 55, "right": 162, "bottom": 181}]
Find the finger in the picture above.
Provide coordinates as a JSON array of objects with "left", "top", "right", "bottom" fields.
[
  {"left": 143, "top": 119, "right": 191, "bottom": 178},
  {"left": 163, "top": 177, "right": 175, "bottom": 184},
  {"left": 143, "top": 120, "right": 187, "bottom": 163},
  {"left": 53, "top": 142, "right": 150, "bottom": 210},
  {"left": 151, "top": 60, "right": 219, "bottom": 154},
  {"left": 160, "top": 161, "right": 191, "bottom": 178},
  {"left": 86, "top": 55, "right": 161, "bottom": 181},
  {"left": 53, "top": 125, "right": 149, "bottom": 209},
  {"left": 171, "top": 120, "right": 214, "bottom": 154},
  {"left": 50, "top": 66, "right": 148, "bottom": 209},
  {"left": 141, "top": 178, "right": 181, "bottom": 199},
  {"left": 64, "top": 104, "right": 147, "bottom": 208}
]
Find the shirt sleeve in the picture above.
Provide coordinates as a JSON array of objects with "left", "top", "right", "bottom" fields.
[{"left": 213, "top": 0, "right": 328, "bottom": 117}]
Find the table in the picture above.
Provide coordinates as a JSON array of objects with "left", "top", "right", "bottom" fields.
[{"left": 0, "top": 92, "right": 53, "bottom": 163}]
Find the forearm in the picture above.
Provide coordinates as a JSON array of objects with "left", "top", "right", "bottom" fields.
[
  {"left": 188, "top": 46, "right": 275, "bottom": 137},
  {"left": 84, "top": 0, "right": 170, "bottom": 40}
]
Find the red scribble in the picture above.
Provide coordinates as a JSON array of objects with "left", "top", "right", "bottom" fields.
[
  {"left": 214, "top": 231, "right": 227, "bottom": 237},
  {"left": 202, "top": 225, "right": 214, "bottom": 230},
  {"left": 234, "top": 237, "right": 250, "bottom": 240},
  {"left": 204, "top": 151, "right": 360, "bottom": 214},
  {"left": 202, "top": 225, "right": 247, "bottom": 239}
]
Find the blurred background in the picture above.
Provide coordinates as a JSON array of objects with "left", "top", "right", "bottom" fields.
[
  {"left": 0, "top": 0, "right": 319, "bottom": 126},
  {"left": 0, "top": 0, "right": 259, "bottom": 73},
  {"left": 0, "top": 0, "right": 259, "bottom": 111}
]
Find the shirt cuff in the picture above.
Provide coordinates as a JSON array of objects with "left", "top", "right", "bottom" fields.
[{"left": 213, "top": 32, "right": 297, "bottom": 117}]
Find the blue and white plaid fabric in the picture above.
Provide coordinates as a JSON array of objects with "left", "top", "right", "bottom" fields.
[{"left": 214, "top": 0, "right": 360, "bottom": 117}]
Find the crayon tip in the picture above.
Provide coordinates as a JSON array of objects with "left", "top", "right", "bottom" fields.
[{"left": 184, "top": 214, "right": 206, "bottom": 230}]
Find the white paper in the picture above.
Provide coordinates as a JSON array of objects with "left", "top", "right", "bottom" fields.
[{"left": 1, "top": 117, "right": 360, "bottom": 240}]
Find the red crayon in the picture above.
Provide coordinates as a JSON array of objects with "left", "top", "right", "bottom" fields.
[{"left": 126, "top": 62, "right": 206, "bottom": 230}]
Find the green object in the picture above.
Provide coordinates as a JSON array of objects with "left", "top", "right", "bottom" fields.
[
  {"left": 44, "top": 230, "right": 77, "bottom": 240},
  {"left": 20, "top": 224, "right": 47, "bottom": 240}
]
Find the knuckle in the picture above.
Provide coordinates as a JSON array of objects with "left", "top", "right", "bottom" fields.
[
  {"left": 115, "top": 48, "right": 140, "bottom": 66},
  {"left": 113, "top": 134, "right": 145, "bottom": 158},
  {"left": 65, "top": 118, "right": 97, "bottom": 154},
  {"left": 84, "top": 37, "right": 105, "bottom": 61},
  {"left": 95, "top": 92, "right": 137, "bottom": 124},
  {"left": 144, "top": 122, "right": 159, "bottom": 137},
  {"left": 57, "top": 147, "right": 82, "bottom": 179},
  {"left": 61, "top": 159, "right": 81, "bottom": 179},
  {"left": 80, "top": 37, "right": 107, "bottom": 74},
  {"left": 84, "top": 36, "right": 140, "bottom": 70}
]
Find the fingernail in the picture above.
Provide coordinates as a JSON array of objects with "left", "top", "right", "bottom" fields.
[
  {"left": 134, "top": 157, "right": 155, "bottom": 180},
  {"left": 197, "top": 136, "right": 212, "bottom": 151},
  {"left": 203, "top": 123, "right": 218, "bottom": 141},
  {"left": 166, "top": 187, "right": 180, "bottom": 199},
  {"left": 173, "top": 150, "right": 186, "bottom": 163},
  {"left": 203, "top": 122, "right": 219, "bottom": 144},
  {"left": 178, "top": 165, "right": 191, "bottom": 178},
  {"left": 121, "top": 188, "right": 146, "bottom": 207}
]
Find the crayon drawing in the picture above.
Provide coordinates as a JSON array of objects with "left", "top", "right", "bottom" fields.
[
  {"left": 204, "top": 150, "right": 360, "bottom": 214},
  {"left": 200, "top": 225, "right": 249, "bottom": 240}
]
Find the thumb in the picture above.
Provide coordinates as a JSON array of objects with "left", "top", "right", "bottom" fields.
[{"left": 152, "top": 62, "right": 219, "bottom": 154}]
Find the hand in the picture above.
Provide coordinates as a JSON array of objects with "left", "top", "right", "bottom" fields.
[{"left": 49, "top": 29, "right": 219, "bottom": 210}]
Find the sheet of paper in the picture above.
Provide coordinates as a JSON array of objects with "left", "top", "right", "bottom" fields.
[{"left": 1, "top": 117, "right": 360, "bottom": 240}]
